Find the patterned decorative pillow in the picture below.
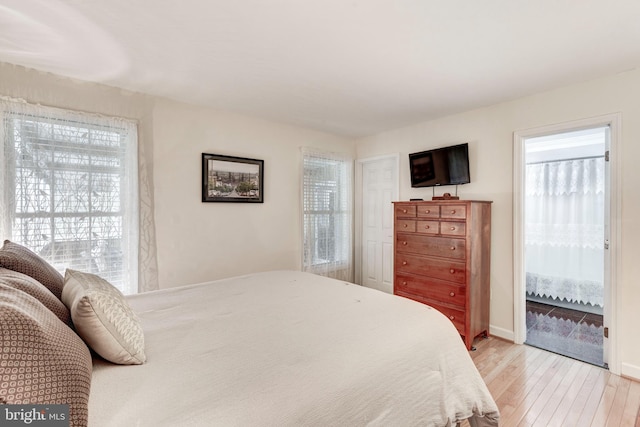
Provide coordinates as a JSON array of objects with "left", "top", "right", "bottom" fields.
[
  {"left": 0, "top": 240, "right": 64, "bottom": 299},
  {"left": 0, "top": 267, "right": 71, "bottom": 324},
  {"left": 0, "top": 283, "right": 92, "bottom": 427},
  {"left": 62, "top": 269, "right": 146, "bottom": 365}
]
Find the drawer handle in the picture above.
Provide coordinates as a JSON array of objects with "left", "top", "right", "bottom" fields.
[
  {"left": 425, "top": 225, "right": 430, "bottom": 229},
  {"left": 403, "top": 223, "right": 408, "bottom": 228},
  {"left": 450, "top": 246, "right": 455, "bottom": 251},
  {"left": 451, "top": 210, "right": 456, "bottom": 214},
  {"left": 402, "top": 241, "right": 408, "bottom": 246},
  {"left": 450, "top": 226, "right": 456, "bottom": 231},
  {"left": 449, "top": 268, "right": 455, "bottom": 274},
  {"left": 402, "top": 281, "right": 407, "bottom": 286},
  {"left": 450, "top": 292, "right": 455, "bottom": 297},
  {"left": 402, "top": 261, "right": 408, "bottom": 266},
  {"left": 425, "top": 209, "right": 430, "bottom": 214},
  {"left": 402, "top": 209, "right": 407, "bottom": 213},
  {"left": 449, "top": 315, "right": 455, "bottom": 321}
]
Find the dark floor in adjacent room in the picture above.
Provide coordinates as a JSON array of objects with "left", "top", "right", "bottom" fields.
[{"left": 525, "top": 300, "right": 604, "bottom": 367}]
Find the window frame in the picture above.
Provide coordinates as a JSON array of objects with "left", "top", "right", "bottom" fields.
[
  {"left": 1, "top": 103, "right": 139, "bottom": 294},
  {"left": 301, "top": 149, "right": 353, "bottom": 279}
]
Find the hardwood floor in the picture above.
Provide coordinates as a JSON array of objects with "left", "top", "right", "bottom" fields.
[{"left": 460, "top": 336, "right": 640, "bottom": 427}]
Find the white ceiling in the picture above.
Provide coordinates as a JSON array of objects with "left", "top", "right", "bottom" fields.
[{"left": 1, "top": 0, "right": 640, "bottom": 137}]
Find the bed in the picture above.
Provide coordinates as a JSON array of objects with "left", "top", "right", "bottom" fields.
[
  {"left": 89, "top": 270, "right": 499, "bottom": 426},
  {"left": 0, "top": 240, "right": 498, "bottom": 426}
]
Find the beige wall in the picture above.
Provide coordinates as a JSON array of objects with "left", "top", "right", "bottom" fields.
[
  {"left": 152, "top": 100, "right": 354, "bottom": 287},
  {"left": 0, "top": 63, "right": 355, "bottom": 290},
  {"left": 356, "top": 68, "right": 640, "bottom": 378}
]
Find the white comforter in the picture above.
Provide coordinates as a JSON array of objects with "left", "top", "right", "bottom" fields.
[{"left": 89, "top": 271, "right": 499, "bottom": 426}]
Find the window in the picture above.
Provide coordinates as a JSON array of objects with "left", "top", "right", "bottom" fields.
[
  {"left": 301, "top": 149, "right": 353, "bottom": 281},
  {"left": 1, "top": 101, "right": 139, "bottom": 294}
]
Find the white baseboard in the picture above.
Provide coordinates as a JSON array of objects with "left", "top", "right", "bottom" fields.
[
  {"left": 621, "top": 363, "right": 640, "bottom": 382},
  {"left": 490, "top": 325, "right": 514, "bottom": 342}
]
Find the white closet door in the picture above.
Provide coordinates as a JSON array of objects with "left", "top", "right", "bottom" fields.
[{"left": 360, "top": 156, "right": 398, "bottom": 294}]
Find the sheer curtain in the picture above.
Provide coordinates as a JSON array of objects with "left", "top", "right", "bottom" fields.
[
  {"left": 525, "top": 157, "right": 605, "bottom": 307},
  {"left": 0, "top": 96, "right": 157, "bottom": 294},
  {"left": 301, "top": 148, "right": 353, "bottom": 282}
]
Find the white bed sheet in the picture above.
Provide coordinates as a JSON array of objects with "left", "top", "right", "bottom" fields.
[{"left": 89, "top": 270, "right": 499, "bottom": 426}]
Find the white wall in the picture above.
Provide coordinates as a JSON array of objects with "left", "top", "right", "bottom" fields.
[
  {"left": 356, "top": 68, "right": 640, "bottom": 378},
  {"left": 152, "top": 99, "right": 354, "bottom": 288}
]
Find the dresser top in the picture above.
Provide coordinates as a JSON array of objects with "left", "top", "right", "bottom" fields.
[{"left": 393, "top": 200, "right": 493, "bottom": 204}]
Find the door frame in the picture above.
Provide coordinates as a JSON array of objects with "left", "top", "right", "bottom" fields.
[
  {"left": 513, "top": 113, "right": 621, "bottom": 374},
  {"left": 355, "top": 153, "right": 400, "bottom": 286}
]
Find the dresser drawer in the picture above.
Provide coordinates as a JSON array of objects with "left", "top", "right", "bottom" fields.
[
  {"left": 396, "top": 234, "right": 466, "bottom": 260},
  {"left": 396, "top": 290, "right": 465, "bottom": 333},
  {"left": 396, "top": 220, "right": 416, "bottom": 232},
  {"left": 395, "top": 253, "right": 466, "bottom": 283},
  {"left": 395, "top": 205, "right": 416, "bottom": 217},
  {"left": 429, "top": 302, "right": 466, "bottom": 334},
  {"left": 440, "top": 204, "right": 466, "bottom": 219},
  {"left": 395, "top": 273, "right": 466, "bottom": 307},
  {"left": 416, "top": 205, "right": 440, "bottom": 219},
  {"left": 415, "top": 220, "right": 439, "bottom": 235},
  {"left": 440, "top": 221, "right": 466, "bottom": 237}
]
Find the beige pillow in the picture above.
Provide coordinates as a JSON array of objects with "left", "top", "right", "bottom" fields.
[
  {"left": 0, "top": 267, "right": 71, "bottom": 325},
  {"left": 62, "top": 269, "right": 146, "bottom": 365},
  {"left": 0, "top": 240, "right": 64, "bottom": 299},
  {"left": 0, "top": 283, "right": 92, "bottom": 427}
]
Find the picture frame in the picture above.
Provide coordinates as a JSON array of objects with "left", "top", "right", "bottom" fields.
[{"left": 202, "top": 153, "right": 264, "bottom": 203}]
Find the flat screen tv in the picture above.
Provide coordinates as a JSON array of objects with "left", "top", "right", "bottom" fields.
[{"left": 409, "top": 143, "right": 470, "bottom": 188}]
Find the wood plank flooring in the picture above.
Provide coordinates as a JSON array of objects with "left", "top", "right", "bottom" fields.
[{"left": 460, "top": 336, "right": 640, "bottom": 427}]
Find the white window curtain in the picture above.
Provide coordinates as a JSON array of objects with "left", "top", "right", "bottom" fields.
[
  {"left": 301, "top": 148, "right": 353, "bottom": 282},
  {"left": 525, "top": 157, "right": 605, "bottom": 307},
  {"left": 0, "top": 96, "right": 150, "bottom": 294}
]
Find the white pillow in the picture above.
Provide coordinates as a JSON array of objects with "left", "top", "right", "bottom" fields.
[{"left": 62, "top": 269, "right": 146, "bottom": 365}]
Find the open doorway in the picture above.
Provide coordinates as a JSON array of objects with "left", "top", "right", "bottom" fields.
[{"left": 522, "top": 127, "right": 607, "bottom": 367}]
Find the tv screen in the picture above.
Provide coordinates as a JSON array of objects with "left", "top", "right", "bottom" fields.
[{"left": 409, "top": 143, "right": 470, "bottom": 188}]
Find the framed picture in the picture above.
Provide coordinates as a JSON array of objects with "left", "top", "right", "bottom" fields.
[{"left": 202, "top": 153, "right": 264, "bottom": 203}]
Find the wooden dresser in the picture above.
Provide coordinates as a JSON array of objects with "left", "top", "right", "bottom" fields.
[{"left": 393, "top": 200, "right": 492, "bottom": 350}]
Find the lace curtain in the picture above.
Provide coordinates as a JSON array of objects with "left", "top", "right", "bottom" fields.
[
  {"left": 301, "top": 148, "right": 353, "bottom": 282},
  {"left": 0, "top": 96, "right": 158, "bottom": 293},
  {"left": 525, "top": 157, "right": 605, "bottom": 306}
]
